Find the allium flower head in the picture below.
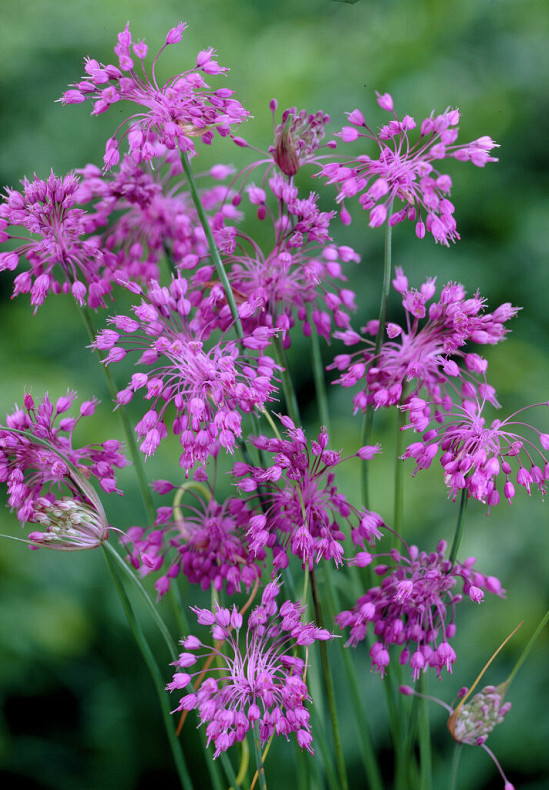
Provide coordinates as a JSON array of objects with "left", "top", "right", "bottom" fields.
[
  {"left": 0, "top": 392, "right": 126, "bottom": 541},
  {"left": 336, "top": 539, "right": 505, "bottom": 678},
  {"left": 400, "top": 679, "right": 514, "bottom": 789},
  {"left": 234, "top": 416, "right": 383, "bottom": 570},
  {"left": 94, "top": 277, "right": 278, "bottom": 471},
  {"left": 190, "top": 173, "right": 360, "bottom": 344},
  {"left": 60, "top": 22, "right": 249, "bottom": 167},
  {"left": 27, "top": 485, "right": 109, "bottom": 551},
  {"left": 230, "top": 99, "right": 335, "bottom": 182},
  {"left": 330, "top": 269, "right": 518, "bottom": 413},
  {"left": 167, "top": 579, "right": 332, "bottom": 757},
  {"left": 320, "top": 92, "right": 499, "bottom": 243},
  {"left": 123, "top": 483, "right": 262, "bottom": 599},
  {"left": 0, "top": 171, "right": 110, "bottom": 309},
  {"left": 402, "top": 386, "right": 549, "bottom": 508},
  {"left": 271, "top": 101, "right": 333, "bottom": 177},
  {"left": 76, "top": 151, "right": 239, "bottom": 285}
]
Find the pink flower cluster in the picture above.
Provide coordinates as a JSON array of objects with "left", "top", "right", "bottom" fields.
[
  {"left": 0, "top": 391, "right": 127, "bottom": 525},
  {"left": 60, "top": 22, "right": 249, "bottom": 167},
  {"left": 123, "top": 486, "right": 262, "bottom": 599},
  {"left": 234, "top": 416, "right": 383, "bottom": 570},
  {"left": 0, "top": 171, "right": 111, "bottom": 309},
  {"left": 330, "top": 268, "right": 518, "bottom": 413},
  {"left": 94, "top": 277, "right": 278, "bottom": 471},
  {"left": 168, "top": 579, "right": 332, "bottom": 757},
  {"left": 320, "top": 91, "right": 499, "bottom": 244},
  {"left": 402, "top": 390, "right": 549, "bottom": 507},
  {"left": 337, "top": 540, "right": 505, "bottom": 679}
]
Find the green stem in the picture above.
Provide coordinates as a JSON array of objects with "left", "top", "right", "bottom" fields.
[
  {"left": 310, "top": 569, "right": 349, "bottom": 790},
  {"left": 506, "top": 607, "right": 549, "bottom": 687},
  {"left": 102, "top": 545, "right": 194, "bottom": 790},
  {"left": 179, "top": 151, "right": 243, "bottom": 337},
  {"left": 417, "top": 674, "right": 432, "bottom": 790},
  {"left": 450, "top": 743, "right": 463, "bottom": 790},
  {"left": 361, "top": 218, "right": 393, "bottom": 509},
  {"left": 78, "top": 304, "right": 155, "bottom": 523},
  {"left": 393, "top": 402, "right": 406, "bottom": 544},
  {"left": 273, "top": 336, "right": 301, "bottom": 425},
  {"left": 448, "top": 489, "right": 468, "bottom": 565},
  {"left": 252, "top": 721, "right": 268, "bottom": 790},
  {"left": 307, "top": 304, "right": 330, "bottom": 431},
  {"left": 323, "top": 569, "right": 383, "bottom": 790},
  {"left": 103, "top": 541, "right": 177, "bottom": 660}
]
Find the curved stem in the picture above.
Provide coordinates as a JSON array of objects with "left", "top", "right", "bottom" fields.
[
  {"left": 179, "top": 151, "right": 243, "bottom": 338},
  {"left": 78, "top": 304, "right": 156, "bottom": 523},
  {"left": 361, "top": 218, "right": 393, "bottom": 508},
  {"left": 310, "top": 569, "right": 349, "bottom": 790},
  {"left": 102, "top": 544, "right": 194, "bottom": 790},
  {"left": 449, "top": 489, "right": 468, "bottom": 565}
]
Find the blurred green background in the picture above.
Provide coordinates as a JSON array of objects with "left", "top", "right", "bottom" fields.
[{"left": 1, "top": 0, "right": 548, "bottom": 788}]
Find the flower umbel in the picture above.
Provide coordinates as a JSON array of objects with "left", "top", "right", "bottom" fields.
[
  {"left": 123, "top": 481, "right": 263, "bottom": 599},
  {"left": 402, "top": 387, "right": 549, "bottom": 507},
  {"left": 167, "top": 579, "right": 332, "bottom": 757},
  {"left": 330, "top": 268, "right": 517, "bottom": 413},
  {"left": 60, "top": 22, "right": 249, "bottom": 167},
  {"left": 94, "top": 277, "right": 278, "bottom": 471},
  {"left": 0, "top": 391, "right": 128, "bottom": 525},
  {"left": 320, "top": 91, "right": 499, "bottom": 243},
  {"left": 0, "top": 171, "right": 110, "bottom": 309},
  {"left": 234, "top": 416, "right": 383, "bottom": 570},
  {"left": 337, "top": 539, "right": 505, "bottom": 679}
]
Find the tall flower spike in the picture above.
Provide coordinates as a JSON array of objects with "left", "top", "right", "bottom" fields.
[
  {"left": 234, "top": 416, "right": 383, "bottom": 571},
  {"left": 93, "top": 277, "right": 278, "bottom": 472},
  {"left": 337, "top": 539, "right": 505, "bottom": 679},
  {"left": 167, "top": 579, "right": 332, "bottom": 757},
  {"left": 330, "top": 269, "right": 518, "bottom": 413},
  {"left": 319, "top": 92, "right": 498, "bottom": 243},
  {"left": 0, "top": 171, "right": 111, "bottom": 309},
  {"left": 60, "top": 22, "right": 250, "bottom": 167},
  {"left": 401, "top": 384, "right": 549, "bottom": 508}
]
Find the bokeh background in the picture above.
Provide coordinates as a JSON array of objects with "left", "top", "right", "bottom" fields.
[{"left": 1, "top": 0, "right": 548, "bottom": 788}]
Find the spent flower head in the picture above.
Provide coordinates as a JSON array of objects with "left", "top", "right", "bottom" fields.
[
  {"left": 60, "top": 22, "right": 249, "bottom": 167},
  {"left": 320, "top": 91, "right": 499, "bottom": 243},
  {"left": 400, "top": 677, "right": 514, "bottom": 789},
  {"left": 167, "top": 579, "right": 332, "bottom": 757}
]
